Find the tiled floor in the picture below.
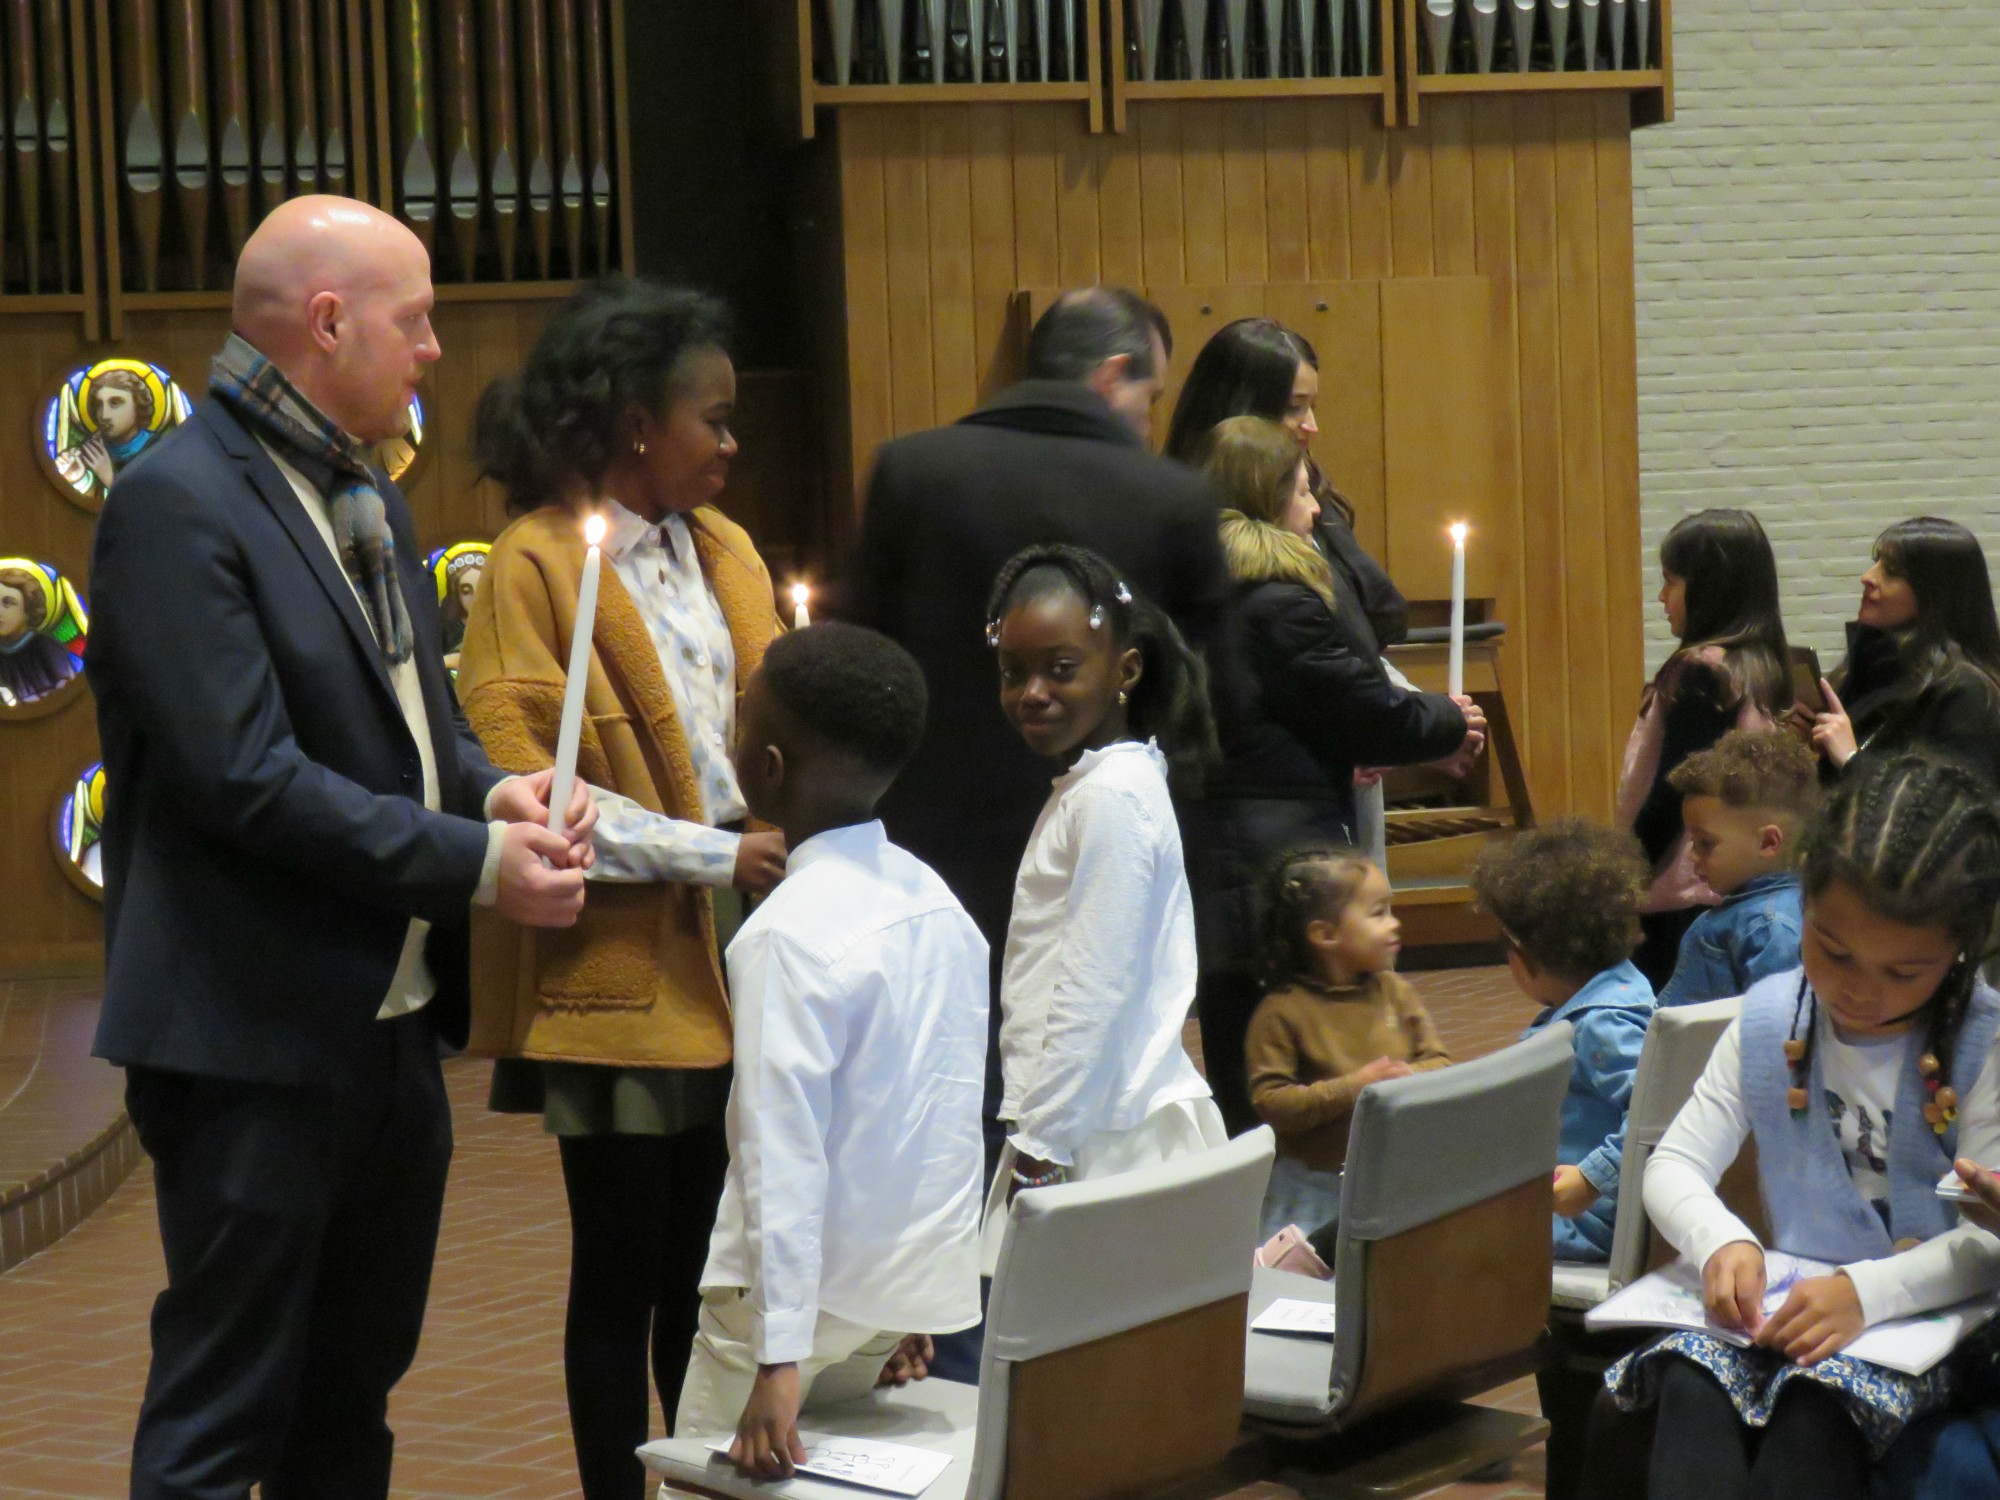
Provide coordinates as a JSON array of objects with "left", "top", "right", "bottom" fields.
[{"left": 0, "top": 966, "right": 1545, "bottom": 1500}]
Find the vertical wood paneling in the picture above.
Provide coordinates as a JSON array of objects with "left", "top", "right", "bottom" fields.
[
  {"left": 1386, "top": 132, "right": 1432, "bottom": 279},
  {"left": 1263, "top": 105, "right": 1310, "bottom": 284},
  {"left": 924, "top": 108, "right": 978, "bottom": 424},
  {"left": 1097, "top": 131, "right": 1144, "bottom": 288},
  {"left": 1302, "top": 102, "right": 1349, "bottom": 282},
  {"left": 1221, "top": 107, "right": 1267, "bottom": 283},
  {"left": 1594, "top": 94, "right": 1645, "bottom": 772},
  {"left": 881, "top": 109, "right": 936, "bottom": 435},
  {"left": 1135, "top": 104, "right": 1185, "bottom": 288},
  {"left": 1554, "top": 101, "right": 1612, "bottom": 815},
  {"left": 839, "top": 109, "right": 894, "bottom": 468},
  {"left": 1429, "top": 99, "right": 1477, "bottom": 279},
  {"left": 967, "top": 105, "right": 1018, "bottom": 401},
  {"left": 1510, "top": 95, "right": 1571, "bottom": 816},
  {"left": 1180, "top": 106, "right": 1227, "bottom": 285},
  {"left": 832, "top": 95, "right": 1645, "bottom": 825},
  {"left": 1055, "top": 126, "right": 1101, "bottom": 287}
]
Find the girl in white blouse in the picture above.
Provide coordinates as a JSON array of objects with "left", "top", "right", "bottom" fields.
[
  {"left": 1601, "top": 754, "right": 2000, "bottom": 1500},
  {"left": 980, "top": 545, "right": 1226, "bottom": 1262}
]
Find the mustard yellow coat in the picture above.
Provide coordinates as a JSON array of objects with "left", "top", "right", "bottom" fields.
[{"left": 455, "top": 503, "right": 780, "bottom": 1068}]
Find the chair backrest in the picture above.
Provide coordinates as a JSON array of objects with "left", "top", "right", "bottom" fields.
[
  {"left": 1603, "top": 997, "right": 1740, "bottom": 1289},
  {"left": 1327, "top": 1023, "right": 1574, "bottom": 1428},
  {"left": 969, "top": 1128, "right": 1276, "bottom": 1500}
]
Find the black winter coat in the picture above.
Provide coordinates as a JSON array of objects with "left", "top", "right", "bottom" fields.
[
  {"left": 1187, "top": 578, "right": 1466, "bottom": 977},
  {"left": 1836, "top": 623, "right": 2000, "bottom": 789}
]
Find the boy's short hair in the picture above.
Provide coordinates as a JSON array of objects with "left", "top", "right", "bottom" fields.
[
  {"left": 760, "top": 622, "right": 928, "bottom": 773},
  {"left": 1667, "top": 728, "right": 1819, "bottom": 819},
  {"left": 1472, "top": 819, "right": 1646, "bottom": 980}
]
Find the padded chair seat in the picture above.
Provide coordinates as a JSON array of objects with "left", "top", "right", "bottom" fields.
[
  {"left": 1243, "top": 1265, "right": 1339, "bottom": 1426},
  {"left": 1550, "top": 1260, "right": 1613, "bottom": 1311},
  {"left": 641, "top": 1377, "right": 981, "bottom": 1500}
]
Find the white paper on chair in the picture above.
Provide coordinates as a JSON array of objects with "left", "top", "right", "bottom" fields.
[
  {"left": 1251, "top": 1297, "right": 1339, "bottom": 1338},
  {"left": 1586, "top": 1253, "right": 2000, "bottom": 1376},
  {"left": 706, "top": 1435, "right": 954, "bottom": 1496}
]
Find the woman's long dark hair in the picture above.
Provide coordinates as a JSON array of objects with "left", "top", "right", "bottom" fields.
[
  {"left": 473, "top": 275, "right": 733, "bottom": 514},
  {"left": 1869, "top": 517, "right": 2000, "bottom": 704},
  {"left": 1162, "top": 317, "right": 1357, "bottom": 527},
  {"left": 985, "top": 544, "right": 1219, "bottom": 796},
  {"left": 1657, "top": 507, "right": 1791, "bottom": 714}
]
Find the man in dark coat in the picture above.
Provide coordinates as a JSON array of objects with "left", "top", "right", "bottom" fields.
[
  {"left": 846, "top": 287, "right": 1230, "bottom": 1168},
  {"left": 89, "top": 196, "right": 594, "bottom": 1500}
]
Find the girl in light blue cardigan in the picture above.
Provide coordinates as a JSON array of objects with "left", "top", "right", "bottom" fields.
[{"left": 1473, "top": 819, "right": 1657, "bottom": 1262}]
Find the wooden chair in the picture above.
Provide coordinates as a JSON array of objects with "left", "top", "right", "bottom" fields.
[
  {"left": 1241, "top": 1023, "right": 1574, "bottom": 1499},
  {"left": 640, "top": 1128, "right": 1277, "bottom": 1500}
]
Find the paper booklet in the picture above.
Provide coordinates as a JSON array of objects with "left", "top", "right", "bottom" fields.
[
  {"left": 1251, "top": 1297, "right": 1339, "bottom": 1339},
  {"left": 1938, "top": 1170, "right": 1979, "bottom": 1205},
  {"left": 706, "top": 1434, "right": 954, "bottom": 1497},
  {"left": 1586, "top": 1253, "right": 2000, "bottom": 1377}
]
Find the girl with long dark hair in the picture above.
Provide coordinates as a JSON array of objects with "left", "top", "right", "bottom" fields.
[
  {"left": 1805, "top": 517, "right": 2000, "bottom": 787},
  {"left": 1619, "top": 508, "right": 1793, "bottom": 988},
  {"left": 978, "top": 544, "right": 1225, "bottom": 1260}
]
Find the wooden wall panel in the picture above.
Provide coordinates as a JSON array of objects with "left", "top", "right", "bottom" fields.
[
  {"left": 827, "top": 95, "right": 1646, "bottom": 823},
  {"left": 0, "top": 300, "right": 812, "bottom": 968}
]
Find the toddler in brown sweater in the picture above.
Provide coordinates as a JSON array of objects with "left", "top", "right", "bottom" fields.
[{"left": 1247, "top": 849, "right": 1450, "bottom": 1240}]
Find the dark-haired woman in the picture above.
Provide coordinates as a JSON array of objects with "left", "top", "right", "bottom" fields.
[
  {"left": 455, "top": 278, "right": 785, "bottom": 1500},
  {"left": 1618, "top": 509, "right": 1792, "bottom": 989},
  {"left": 1804, "top": 517, "right": 2000, "bottom": 789},
  {"left": 1191, "top": 418, "right": 1480, "bottom": 1134},
  {"left": 1164, "top": 315, "right": 1408, "bottom": 653}
]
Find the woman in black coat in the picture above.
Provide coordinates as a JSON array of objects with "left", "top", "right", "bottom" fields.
[
  {"left": 1805, "top": 516, "right": 2000, "bottom": 788},
  {"left": 1185, "top": 417, "right": 1482, "bottom": 1133}
]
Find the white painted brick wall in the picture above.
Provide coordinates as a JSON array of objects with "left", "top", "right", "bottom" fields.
[{"left": 1630, "top": 0, "right": 2000, "bottom": 675}]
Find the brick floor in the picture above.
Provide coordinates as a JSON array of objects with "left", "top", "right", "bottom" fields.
[{"left": 0, "top": 966, "right": 1546, "bottom": 1500}]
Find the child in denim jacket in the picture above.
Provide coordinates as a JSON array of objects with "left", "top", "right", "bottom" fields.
[
  {"left": 1473, "top": 820, "right": 1656, "bottom": 1262},
  {"left": 1658, "top": 729, "right": 1816, "bottom": 1007}
]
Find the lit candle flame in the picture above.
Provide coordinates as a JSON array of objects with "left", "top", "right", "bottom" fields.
[
  {"left": 790, "top": 582, "right": 811, "bottom": 608},
  {"left": 1449, "top": 522, "right": 1469, "bottom": 544},
  {"left": 584, "top": 513, "right": 608, "bottom": 547}
]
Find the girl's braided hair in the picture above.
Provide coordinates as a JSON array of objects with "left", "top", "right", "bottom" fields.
[
  {"left": 1798, "top": 753, "right": 2000, "bottom": 1085},
  {"left": 986, "top": 544, "right": 1219, "bottom": 797},
  {"left": 1259, "top": 846, "right": 1374, "bottom": 986}
]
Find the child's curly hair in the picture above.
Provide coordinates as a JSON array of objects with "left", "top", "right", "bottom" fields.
[
  {"left": 1472, "top": 819, "right": 1647, "bottom": 981},
  {"left": 1667, "top": 727, "right": 1819, "bottom": 821}
]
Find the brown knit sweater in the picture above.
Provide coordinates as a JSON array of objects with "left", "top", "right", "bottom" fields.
[{"left": 1245, "top": 972, "right": 1452, "bottom": 1171}]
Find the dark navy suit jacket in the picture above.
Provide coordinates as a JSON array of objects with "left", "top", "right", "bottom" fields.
[{"left": 88, "top": 398, "right": 507, "bottom": 1086}]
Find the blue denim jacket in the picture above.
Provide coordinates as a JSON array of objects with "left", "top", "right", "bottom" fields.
[
  {"left": 1657, "top": 872, "right": 1803, "bottom": 1008},
  {"left": 1521, "top": 958, "right": 1656, "bottom": 1261}
]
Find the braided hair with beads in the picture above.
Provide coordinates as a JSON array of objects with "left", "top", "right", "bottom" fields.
[{"left": 1789, "top": 754, "right": 2000, "bottom": 1129}]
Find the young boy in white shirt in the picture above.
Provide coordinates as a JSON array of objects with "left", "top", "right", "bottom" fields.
[{"left": 677, "top": 622, "right": 989, "bottom": 1480}]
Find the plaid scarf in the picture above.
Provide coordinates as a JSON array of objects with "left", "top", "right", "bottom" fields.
[{"left": 209, "top": 333, "right": 415, "bottom": 666}]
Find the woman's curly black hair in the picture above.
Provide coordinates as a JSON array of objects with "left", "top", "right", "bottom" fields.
[
  {"left": 473, "top": 275, "right": 733, "bottom": 513},
  {"left": 984, "top": 543, "right": 1219, "bottom": 797},
  {"left": 1472, "top": 819, "right": 1647, "bottom": 982}
]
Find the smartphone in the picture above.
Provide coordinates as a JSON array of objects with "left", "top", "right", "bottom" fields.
[{"left": 1790, "top": 647, "right": 1826, "bottom": 716}]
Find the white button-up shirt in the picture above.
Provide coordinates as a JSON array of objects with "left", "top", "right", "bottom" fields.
[
  {"left": 587, "top": 501, "right": 745, "bottom": 887},
  {"left": 998, "top": 739, "right": 1212, "bottom": 1165},
  {"left": 700, "top": 820, "right": 989, "bottom": 1364}
]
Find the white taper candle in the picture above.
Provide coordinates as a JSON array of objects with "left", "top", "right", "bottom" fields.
[
  {"left": 791, "top": 582, "right": 811, "bottom": 631},
  {"left": 1447, "top": 522, "right": 1468, "bottom": 699},
  {"left": 548, "top": 512, "right": 607, "bottom": 838}
]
